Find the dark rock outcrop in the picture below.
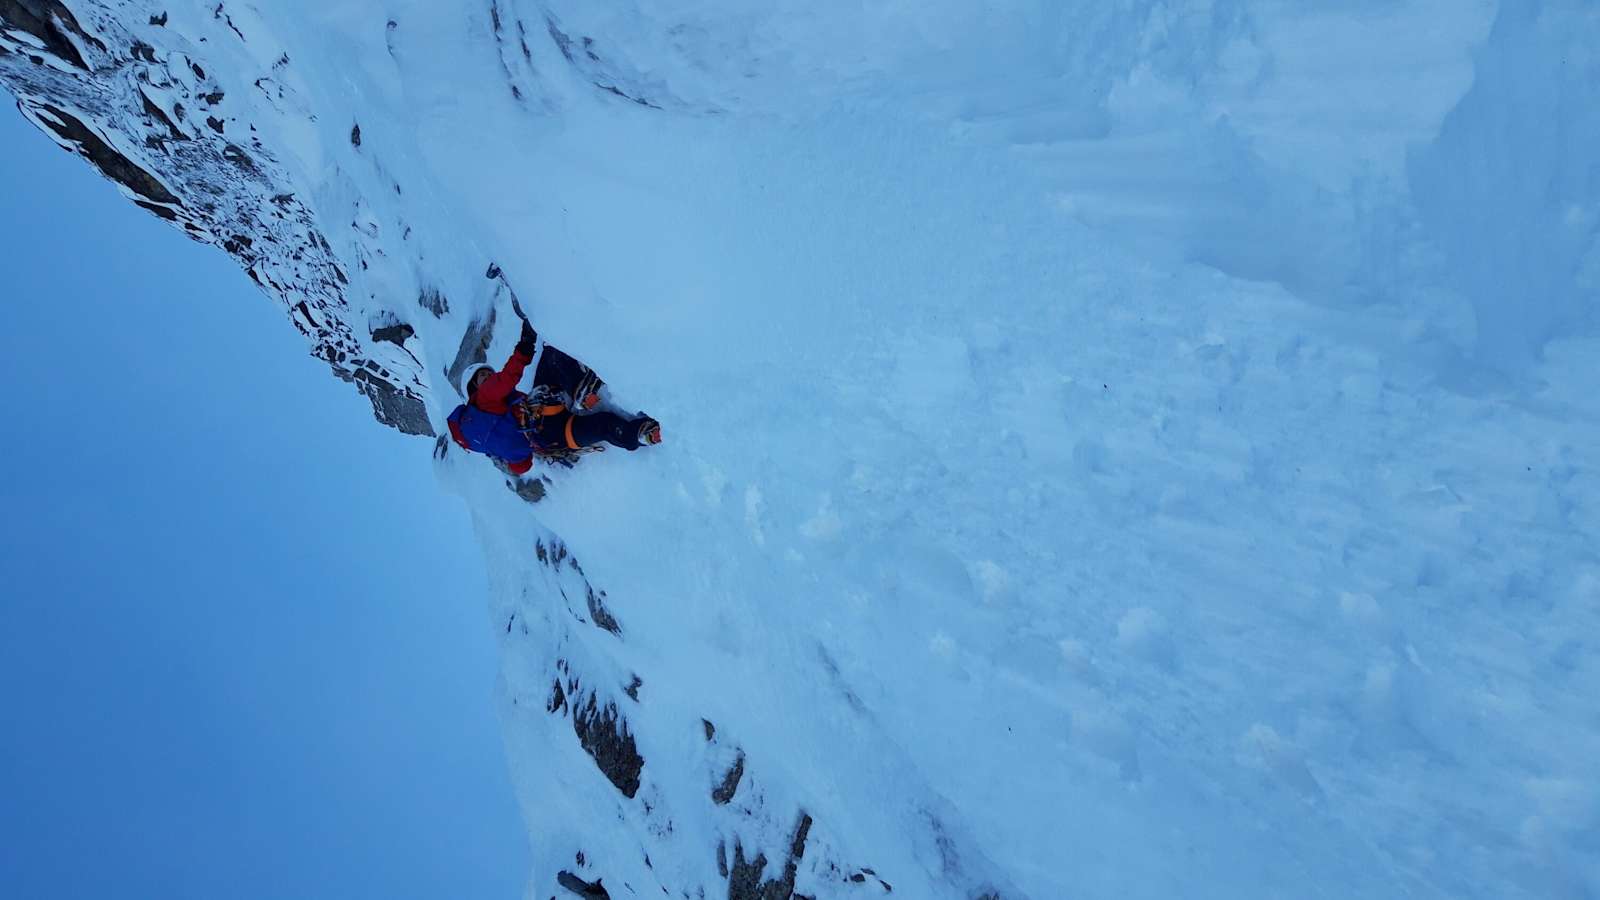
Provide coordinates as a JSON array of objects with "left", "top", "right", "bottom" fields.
[
  {"left": 446, "top": 308, "right": 495, "bottom": 393},
  {"left": 712, "top": 752, "right": 744, "bottom": 805},
  {"left": 31, "top": 103, "right": 179, "bottom": 212},
  {"left": 556, "top": 870, "right": 610, "bottom": 897},
  {"left": 548, "top": 660, "right": 644, "bottom": 799},
  {"left": 585, "top": 586, "right": 621, "bottom": 636},
  {"left": 370, "top": 321, "right": 415, "bottom": 348},
  {"left": 0, "top": 0, "right": 102, "bottom": 70},
  {"left": 728, "top": 813, "right": 813, "bottom": 900},
  {"left": 571, "top": 691, "right": 643, "bottom": 798}
]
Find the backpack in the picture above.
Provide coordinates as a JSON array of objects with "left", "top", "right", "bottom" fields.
[{"left": 447, "top": 396, "right": 534, "bottom": 461}]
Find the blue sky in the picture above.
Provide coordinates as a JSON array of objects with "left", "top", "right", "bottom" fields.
[{"left": 0, "top": 104, "right": 527, "bottom": 898}]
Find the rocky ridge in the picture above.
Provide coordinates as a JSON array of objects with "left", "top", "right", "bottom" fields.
[{"left": 1, "top": 0, "right": 430, "bottom": 433}]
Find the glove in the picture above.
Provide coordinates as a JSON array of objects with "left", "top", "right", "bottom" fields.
[{"left": 515, "top": 319, "right": 538, "bottom": 357}]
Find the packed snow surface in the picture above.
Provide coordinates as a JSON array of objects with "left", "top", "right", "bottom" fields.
[{"left": 10, "top": 0, "right": 1599, "bottom": 897}]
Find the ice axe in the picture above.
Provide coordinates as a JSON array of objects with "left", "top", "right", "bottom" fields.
[{"left": 485, "top": 261, "right": 532, "bottom": 323}]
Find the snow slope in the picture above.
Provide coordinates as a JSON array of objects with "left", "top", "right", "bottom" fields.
[{"left": 5, "top": 1, "right": 1598, "bottom": 898}]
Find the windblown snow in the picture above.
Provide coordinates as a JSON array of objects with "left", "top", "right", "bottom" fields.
[{"left": 3, "top": 1, "right": 1598, "bottom": 898}]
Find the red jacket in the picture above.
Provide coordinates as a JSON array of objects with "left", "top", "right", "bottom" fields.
[{"left": 472, "top": 349, "right": 530, "bottom": 415}]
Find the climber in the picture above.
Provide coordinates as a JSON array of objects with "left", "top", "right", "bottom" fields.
[{"left": 446, "top": 319, "right": 661, "bottom": 475}]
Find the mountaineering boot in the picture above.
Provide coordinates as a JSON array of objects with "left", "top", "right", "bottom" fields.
[
  {"left": 634, "top": 416, "right": 662, "bottom": 447},
  {"left": 573, "top": 368, "right": 604, "bottom": 410}
]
